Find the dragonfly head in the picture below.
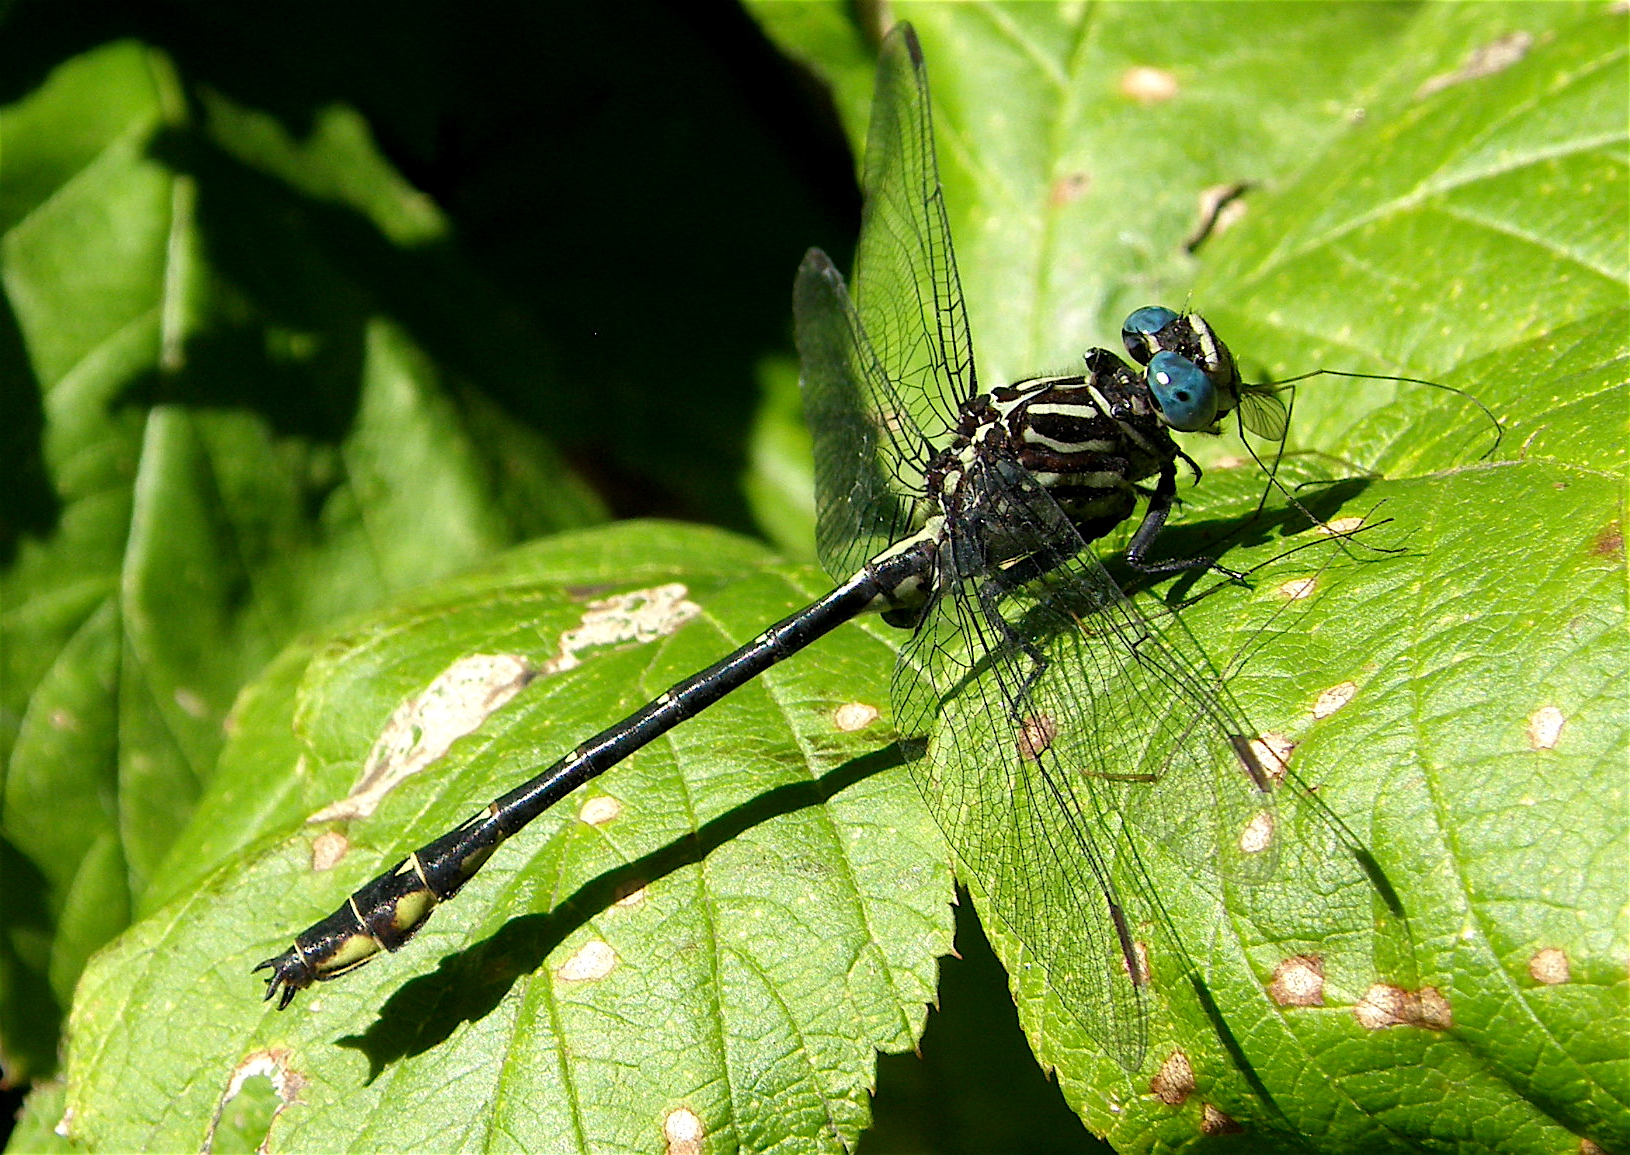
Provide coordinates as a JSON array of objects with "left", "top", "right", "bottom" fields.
[
  {"left": 1120, "top": 306, "right": 1238, "bottom": 432},
  {"left": 1121, "top": 306, "right": 1288, "bottom": 440}
]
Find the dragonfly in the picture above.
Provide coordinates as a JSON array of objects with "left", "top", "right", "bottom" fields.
[{"left": 258, "top": 23, "right": 1361, "bottom": 1071}]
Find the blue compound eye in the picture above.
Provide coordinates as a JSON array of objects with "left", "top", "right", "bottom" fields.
[
  {"left": 1147, "top": 350, "right": 1218, "bottom": 431},
  {"left": 1121, "top": 305, "right": 1180, "bottom": 364},
  {"left": 1123, "top": 305, "right": 1179, "bottom": 337}
]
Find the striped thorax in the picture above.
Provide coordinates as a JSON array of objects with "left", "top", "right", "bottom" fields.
[{"left": 928, "top": 349, "right": 1194, "bottom": 554}]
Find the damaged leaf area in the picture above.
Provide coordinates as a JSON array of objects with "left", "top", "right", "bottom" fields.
[
  {"left": 202, "top": 1051, "right": 303, "bottom": 1154},
  {"left": 307, "top": 653, "right": 539, "bottom": 824}
]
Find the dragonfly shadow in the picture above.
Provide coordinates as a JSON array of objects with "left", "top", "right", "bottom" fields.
[
  {"left": 335, "top": 741, "right": 908, "bottom": 1078},
  {"left": 889, "top": 477, "right": 1381, "bottom": 752},
  {"left": 1112, "top": 476, "right": 1377, "bottom": 603},
  {"left": 1184, "top": 973, "right": 1290, "bottom": 1131}
]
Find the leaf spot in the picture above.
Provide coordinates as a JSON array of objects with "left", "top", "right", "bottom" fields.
[
  {"left": 614, "top": 880, "right": 648, "bottom": 908},
  {"left": 1016, "top": 713, "right": 1059, "bottom": 761},
  {"left": 1312, "top": 681, "right": 1358, "bottom": 718},
  {"left": 1149, "top": 1050, "right": 1194, "bottom": 1106},
  {"left": 1416, "top": 30, "right": 1533, "bottom": 98},
  {"left": 1050, "top": 171, "right": 1091, "bottom": 207},
  {"left": 174, "top": 687, "right": 210, "bottom": 718},
  {"left": 1268, "top": 955, "right": 1325, "bottom": 1007},
  {"left": 310, "top": 653, "right": 537, "bottom": 823},
  {"left": 1527, "top": 705, "right": 1565, "bottom": 750},
  {"left": 557, "top": 939, "right": 617, "bottom": 982},
  {"left": 833, "top": 701, "right": 880, "bottom": 732},
  {"left": 1354, "top": 984, "right": 1452, "bottom": 1031},
  {"left": 1277, "top": 577, "right": 1317, "bottom": 600},
  {"left": 544, "top": 583, "right": 701, "bottom": 675},
  {"left": 580, "top": 795, "right": 623, "bottom": 826},
  {"left": 664, "top": 1107, "right": 705, "bottom": 1155},
  {"left": 202, "top": 1049, "right": 303, "bottom": 1155},
  {"left": 1319, "top": 516, "right": 1366, "bottom": 536},
  {"left": 1239, "top": 810, "right": 1275, "bottom": 856},
  {"left": 1128, "top": 940, "right": 1152, "bottom": 988},
  {"left": 1528, "top": 947, "right": 1571, "bottom": 985},
  {"left": 1200, "top": 1103, "right": 1243, "bottom": 1135},
  {"left": 310, "top": 830, "right": 349, "bottom": 872},
  {"left": 1119, "top": 65, "right": 1178, "bottom": 104},
  {"left": 1248, "top": 733, "right": 1294, "bottom": 785},
  {"left": 1185, "top": 183, "right": 1250, "bottom": 250}
]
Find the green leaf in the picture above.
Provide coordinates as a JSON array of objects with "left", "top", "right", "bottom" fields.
[
  {"left": 64, "top": 523, "right": 950, "bottom": 1153},
  {"left": 3, "top": 1080, "right": 73, "bottom": 1155},
  {"left": 1197, "top": 5, "right": 1627, "bottom": 453},
  {"left": 743, "top": 352, "right": 818, "bottom": 565},
  {"left": 749, "top": 3, "right": 1626, "bottom": 1151},
  {"left": 0, "top": 39, "right": 605, "bottom": 1080}
]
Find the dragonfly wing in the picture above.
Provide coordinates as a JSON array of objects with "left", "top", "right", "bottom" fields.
[
  {"left": 792, "top": 22, "right": 971, "bottom": 583},
  {"left": 894, "top": 566, "right": 1150, "bottom": 1070},
  {"left": 794, "top": 249, "right": 933, "bottom": 582},
  {"left": 852, "top": 23, "right": 972, "bottom": 447},
  {"left": 892, "top": 459, "right": 1284, "bottom": 1069},
  {"left": 891, "top": 477, "right": 1154, "bottom": 1068}
]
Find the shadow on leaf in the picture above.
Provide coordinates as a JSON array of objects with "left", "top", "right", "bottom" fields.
[{"left": 336, "top": 741, "right": 908, "bottom": 1078}]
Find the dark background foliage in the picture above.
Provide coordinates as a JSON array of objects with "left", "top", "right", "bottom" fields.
[{"left": 0, "top": 0, "right": 847, "bottom": 536}]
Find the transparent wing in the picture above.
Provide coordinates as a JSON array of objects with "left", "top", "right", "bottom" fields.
[
  {"left": 1239, "top": 383, "right": 1290, "bottom": 441},
  {"left": 892, "top": 459, "right": 1285, "bottom": 1071},
  {"left": 852, "top": 22, "right": 972, "bottom": 449},
  {"left": 794, "top": 249, "right": 933, "bottom": 581},
  {"left": 792, "top": 22, "right": 971, "bottom": 583},
  {"left": 895, "top": 577, "right": 1147, "bottom": 1068}
]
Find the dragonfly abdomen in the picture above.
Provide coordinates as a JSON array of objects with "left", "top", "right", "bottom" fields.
[{"left": 256, "top": 552, "right": 930, "bottom": 1009}]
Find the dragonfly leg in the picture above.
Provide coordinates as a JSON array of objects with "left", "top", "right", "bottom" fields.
[
  {"left": 973, "top": 562, "right": 1051, "bottom": 710},
  {"left": 1124, "top": 463, "right": 1244, "bottom": 581}
]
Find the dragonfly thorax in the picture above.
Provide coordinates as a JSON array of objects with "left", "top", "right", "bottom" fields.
[
  {"left": 861, "top": 319, "right": 1251, "bottom": 630},
  {"left": 929, "top": 349, "right": 1190, "bottom": 550}
]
